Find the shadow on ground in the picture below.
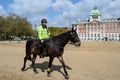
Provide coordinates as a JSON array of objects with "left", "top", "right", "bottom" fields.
[{"left": 24, "top": 61, "right": 72, "bottom": 76}]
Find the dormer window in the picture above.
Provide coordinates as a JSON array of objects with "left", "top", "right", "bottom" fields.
[{"left": 92, "top": 15, "right": 98, "bottom": 19}]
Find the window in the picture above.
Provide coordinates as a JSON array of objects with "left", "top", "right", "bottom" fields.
[
  {"left": 112, "top": 34, "right": 114, "bottom": 37},
  {"left": 119, "top": 22, "right": 120, "bottom": 26},
  {"left": 112, "top": 27, "right": 115, "bottom": 32},
  {"left": 105, "top": 34, "right": 107, "bottom": 37},
  {"left": 115, "top": 34, "right": 117, "bottom": 37},
  {"left": 92, "top": 15, "right": 98, "bottom": 19},
  {"left": 101, "top": 34, "right": 103, "bottom": 37},
  {"left": 98, "top": 34, "right": 100, "bottom": 37},
  {"left": 119, "top": 26, "right": 120, "bottom": 32},
  {"left": 109, "top": 34, "right": 111, "bottom": 37},
  {"left": 108, "top": 27, "right": 110, "bottom": 32},
  {"left": 94, "top": 34, "right": 96, "bottom": 37},
  {"left": 84, "top": 29, "right": 85, "bottom": 32},
  {"left": 91, "top": 34, "right": 93, "bottom": 37}
]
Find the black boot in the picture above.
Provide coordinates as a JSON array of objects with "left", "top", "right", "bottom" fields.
[
  {"left": 40, "top": 53, "right": 44, "bottom": 58},
  {"left": 40, "top": 40, "right": 45, "bottom": 58},
  {"left": 39, "top": 44, "right": 44, "bottom": 58}
]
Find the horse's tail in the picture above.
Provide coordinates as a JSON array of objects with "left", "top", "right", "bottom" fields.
[{"left": 25, "top": 39, "right": 34, "bottom": 59}]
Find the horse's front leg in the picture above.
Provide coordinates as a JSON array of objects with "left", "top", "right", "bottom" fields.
[
  {"left": 21, "top": 56, "right": 27, "bottom": 71},
  {"left": 32, "top": 54, "right": 38, "bottom": 73},
  {"left": 57, "top": 56, "right": 69, "bottom": 79},
  {"left": 47, "top": 56, "right": 54, "bottom": 77}
]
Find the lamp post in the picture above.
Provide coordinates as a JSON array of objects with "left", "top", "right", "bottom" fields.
[{"left": 34, "top": 24, "right": 37, "bottom": 39}]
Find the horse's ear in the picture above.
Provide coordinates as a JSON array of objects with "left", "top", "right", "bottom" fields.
[{"left": 72, "top": 24, "right": 77, "bottom": 31}]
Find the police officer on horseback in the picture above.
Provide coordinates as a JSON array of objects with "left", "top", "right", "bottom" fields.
[{"left": 37, "top": 19, "right": 51, "bottom": 58}]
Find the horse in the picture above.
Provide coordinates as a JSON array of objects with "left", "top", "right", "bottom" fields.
[{"left": 21, "top": 26, "right": 81, "bottom": 79}]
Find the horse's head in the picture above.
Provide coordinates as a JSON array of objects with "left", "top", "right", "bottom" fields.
[{"left": 69, "top": 25, "right": 81, "bottom": 47}]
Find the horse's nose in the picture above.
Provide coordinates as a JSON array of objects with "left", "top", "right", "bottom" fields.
[
  {"left": 78, "top": 42, "right": 81, "bottom": 47},
  {"left": 75, "top": 42, "right": 81, "bottom": 47}
]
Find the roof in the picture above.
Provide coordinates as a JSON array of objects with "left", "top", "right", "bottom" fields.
[{"left": 90, "top": 6, "right": 100, "bottom": 15}]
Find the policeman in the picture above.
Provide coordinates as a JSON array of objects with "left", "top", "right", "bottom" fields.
[{"left": 37, "top": 19, "right": 50, "bottom": 58}]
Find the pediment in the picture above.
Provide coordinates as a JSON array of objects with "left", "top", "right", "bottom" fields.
[{"left": 90, "top": 20, "right": 101, "bottom": 24}]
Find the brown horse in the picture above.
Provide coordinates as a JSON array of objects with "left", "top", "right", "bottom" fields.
[{"left": 21, "top": 26, "right": 81, "bottom": 79}]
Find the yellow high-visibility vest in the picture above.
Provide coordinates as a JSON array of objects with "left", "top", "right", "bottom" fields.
[{"left": 37, "top": 26, "right": 50, "bottom": 40}]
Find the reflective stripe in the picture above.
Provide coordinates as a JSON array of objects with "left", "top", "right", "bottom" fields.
[{"left": 47, "top": 68, "right": 51, "bottom": 72}]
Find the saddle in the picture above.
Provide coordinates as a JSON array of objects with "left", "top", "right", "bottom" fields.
[{"left": 39, "top": 39, "right": 50, "bottom": 56}]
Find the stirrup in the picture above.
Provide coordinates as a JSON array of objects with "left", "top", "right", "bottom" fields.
[{"left": 40, "top": 54, "right": 44, "bottom": 58}]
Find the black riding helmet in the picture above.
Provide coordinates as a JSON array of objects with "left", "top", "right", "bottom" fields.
[{"left": 41, "top": 19, "right": 47, "bottom": 23}]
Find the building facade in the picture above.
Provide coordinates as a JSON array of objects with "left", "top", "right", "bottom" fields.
[{"left": 73, "top": 7, "right": 120, "bottom": 41}]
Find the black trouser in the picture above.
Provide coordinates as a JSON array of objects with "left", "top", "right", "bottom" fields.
[
  {"left": 39, "top": 38, "right": 49, "bottom": 57},
  {"left": 40, "top": 42, "right": 44, "bottom": 55}
]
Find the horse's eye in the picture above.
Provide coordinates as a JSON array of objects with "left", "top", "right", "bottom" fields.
[{"left": 72, "top": 35, "right": 75, "bottom": 38}]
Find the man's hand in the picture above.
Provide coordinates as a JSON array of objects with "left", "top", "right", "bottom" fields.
[{"left": 41, "top": 40, "right": 44, "bottom": 43}]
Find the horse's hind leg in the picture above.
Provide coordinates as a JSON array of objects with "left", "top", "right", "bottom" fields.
[
  {"left": 57, "top": 56, "right": 69, "bottom": 79},
  {"left": 28, "top": 56, "right": 32, "bottom": 61},
  {"left": 21, "top": 56, "right": 27, "bottom": 71},
  {"left": 32, "top": 54, "right": 38, "bottom": 73}
]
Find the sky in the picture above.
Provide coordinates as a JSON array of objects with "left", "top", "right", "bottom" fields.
[{"left": 0, "top": 0, "right": 120, "bottom": 28}]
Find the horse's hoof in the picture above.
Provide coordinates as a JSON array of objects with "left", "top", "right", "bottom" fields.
[
  {"left": 35, "top": 71, "right": 39, "bottom": 74},
  {"left": 34, "top": 70, "right": 39, "bottom": 74},
  {"left": 47, "top": 74, "right": 51, "bottom": 77},
  {"left": 21, "top": 68, "right": 25, "bottom": 71},
  {"left": 65, "top": 75, "right": 69, "bottom": 79}
]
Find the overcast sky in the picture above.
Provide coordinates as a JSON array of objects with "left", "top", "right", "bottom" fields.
[{"left": 0, "top": 0, "right": 119, "bottom": 27}]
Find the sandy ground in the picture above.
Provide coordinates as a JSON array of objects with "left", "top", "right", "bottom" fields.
[{"left": 0, "top": 41, "right": 120, "bottom": 80}]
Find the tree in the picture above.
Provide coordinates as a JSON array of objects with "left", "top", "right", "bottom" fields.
[
  {"left": 0, "top": 14, "right": 35, "bottom": 40},
  {"left": 48, "top": 27, "right": 68, "bottom": 36}
]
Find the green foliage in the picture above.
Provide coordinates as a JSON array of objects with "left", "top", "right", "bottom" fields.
[
  {"left": 0, "top": 14, "right": 68, "bottom": 40},
  {"left": 0, "top": 14, "right": 35, "bottom": 40},
  {"left": 48, "top": 27, "right": 68, "bottom": 36}
]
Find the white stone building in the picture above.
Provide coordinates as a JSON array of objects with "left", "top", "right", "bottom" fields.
[{"left": 73, "top": 6, "right": 120, "bottom": 41}]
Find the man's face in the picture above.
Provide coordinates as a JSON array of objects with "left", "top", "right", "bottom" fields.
[
  {"left": 43, "top": 22, "right": 47, "bottom": 25},
  {"left": 42, "top": 22, "right": 47, "bottom": 27}
]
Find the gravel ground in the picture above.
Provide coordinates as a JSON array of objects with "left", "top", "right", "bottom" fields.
[{"left": 0, "top": 41, "right": 120, "bottom": 80}]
